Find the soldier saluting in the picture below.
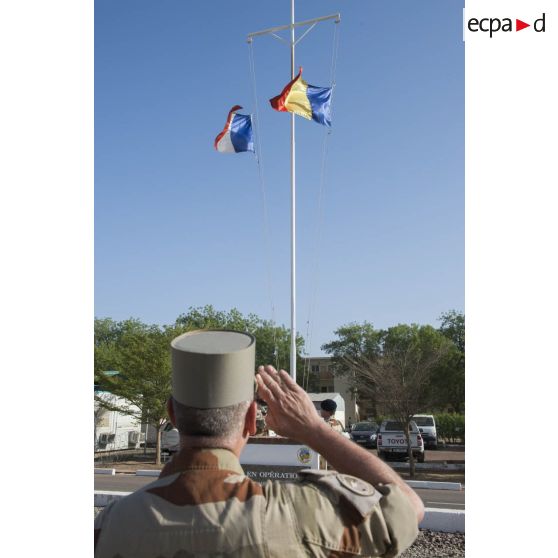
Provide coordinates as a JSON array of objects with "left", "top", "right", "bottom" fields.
[{"left": 95, "top": 330, "right": 423, "bottom": 557}]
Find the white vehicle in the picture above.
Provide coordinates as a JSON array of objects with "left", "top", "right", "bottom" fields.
[
  {"left": 377, "top": 420, "right": 425, "bottom": 463},
  {"left": 412, "top": 414, "right": 438, "bottom": 449},
  {"left": 94, "top": 392, "right": 142, "bottom": 452},
  {"left": 161, "top": 421, "right": 180, "bottom": 454},
  {"left": 141, "top": 423, "right": 159, "bottom": 447}
]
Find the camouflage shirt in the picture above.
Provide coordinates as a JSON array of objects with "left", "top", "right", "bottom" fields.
[
  {"left": 94, "top": 448, "right": 418, "bottom": 557},
  {"left": 325, "top": 417, "right": 345, "bottom": 434}
]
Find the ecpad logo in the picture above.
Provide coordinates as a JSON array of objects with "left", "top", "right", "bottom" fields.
[{"left": 468, "top": 13, "right": 546, "bottom": 38}]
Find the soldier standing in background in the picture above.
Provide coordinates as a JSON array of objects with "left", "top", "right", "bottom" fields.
[
  {"left": 95, "top": 329, "right": 423, "bottom": 557},
  {"left": 320, "top": 398, "right": 345, "bottom": 433},
  {"left": 254, "top": 402, "right": 269, "bottom": 436},
  {"left": 318, "top": 398, "right": 344, "bottom": 469}
]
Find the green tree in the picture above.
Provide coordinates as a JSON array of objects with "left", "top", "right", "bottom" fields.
[
  {"left": 321, "top": 322, "right": 384, "bottom": 414},
  {"left": 431, "top": 310, "right": 465, "bottom": 412},
  {"left": 439, "top": 310, "right": 464, "bottom": 353},
  {"left": 94, "top": 308, "right": 307, "bottom": 465},
  {"left": 175, "top": 306, "right": 258, "bottom": 332},
  {"left": 323, "top": 323, "right": 453, "bottom": 477},
  {"left": 95, "top": 319, "right": 173, "bottom": 465},
  {"left": 174, "top": 305, "right": 305, "bottom": 378}
]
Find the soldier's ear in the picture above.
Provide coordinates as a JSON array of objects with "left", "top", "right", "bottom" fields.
[
  {"left": 167, "top": 398, "right": 177, "bottom": 427},
  {"left": 244, "top": 400, "right": 258, "bottom": 437}
]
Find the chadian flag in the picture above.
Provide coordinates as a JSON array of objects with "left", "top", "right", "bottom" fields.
[
  {"left": 269, "top": 67, "right": 332, "bottom": 127},
  {"left": 214, "top": 105, "right": 255, "bottom": 153}
]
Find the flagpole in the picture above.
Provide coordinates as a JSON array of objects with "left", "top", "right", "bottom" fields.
[
  {"left": 289, "top": 0, "right": 297, "bottom": 382},
  {"left": 247, "top": 8, "right": 340, "bottom": 384}
]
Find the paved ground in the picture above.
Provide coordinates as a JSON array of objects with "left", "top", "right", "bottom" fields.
[
  {"left": 95, "top": 448, "right": 464, "bottom": 470},
  {"left": 416, "top": 487, "right": 464, "bottom": 509}
]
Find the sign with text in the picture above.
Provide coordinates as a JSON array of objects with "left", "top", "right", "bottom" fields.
[
  {"left": 240, "top": 437, "right": 321, "bottom": 479},
  {"left": 243, "top": 465, "right": 308, "bottom": 482}
]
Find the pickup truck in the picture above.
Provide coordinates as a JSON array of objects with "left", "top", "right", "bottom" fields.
[{"left": 376, "top": 420, "right": 425, "bottom": 463}]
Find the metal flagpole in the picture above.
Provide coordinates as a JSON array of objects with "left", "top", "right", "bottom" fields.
[
  {"left": 289, "top": 0, "right": 296, "bottom": 382},
  {"left": 247, "top": 6, "right": 341, "bottom": 383}
]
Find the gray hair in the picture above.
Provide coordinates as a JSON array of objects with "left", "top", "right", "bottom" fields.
[{"left": 171, "top": 398, "right": 251, "bottom": 444}]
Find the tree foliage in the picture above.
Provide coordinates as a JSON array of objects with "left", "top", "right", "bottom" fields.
[
  {"left": 94, "top": 306, "right": 307, "bottom": 463},
  {"left": 342, "top": 324, "right": 454, "bottom": 409},
  {"left": 322, "top": 322, "right": 456, "bottom": 477},
  {"left": 94, "top": 306, "right": 464, "bottom": 472},
  {"left": 321, "top": 323, "right": 383, "bottom": 375},
  {"left": 175, "top": 305, "right": 305, "bottom": 378},
  {"left": 439, "top": 310, "right": 465, "bottom": 353},
  {"left": 434, "top": 413, "right": 465, "bottom": 443},
  {"left": 322, "top": 312, "right": 465, "bottom": 414},
  {"left": 430, "top": 310, "right": 465, "bottom": 412},
  {"left": 94, "top": 318, "right": 173, "bottom": 464}
]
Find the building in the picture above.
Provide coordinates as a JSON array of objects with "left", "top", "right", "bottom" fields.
[
  {"left": 94, "top": 390, "right": 143, "bottom": 452},
  {"left": 302, "top": 356, "right": 382, "bottom": 424},
  {"left": 302, "top": 356, "right": 359, "bottom": 425}
]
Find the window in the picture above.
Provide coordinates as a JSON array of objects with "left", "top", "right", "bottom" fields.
[
  {"left": 320, "top": 386, "right": 328, "bottom": 393},
  {"left": 383, "top": 422, "right": 418, "bottom": 433},
  {"left": 311, "top": 365, "right": 319, "bottom": 373},
  {"left": 384, "top": 422, "right": 405, "bottom": 431},
  {"left": 413, "top": 416, "right": 434, "bottom": 426},
  {"left": 353, "top": 422, "right": 378, "bottom": 432}
]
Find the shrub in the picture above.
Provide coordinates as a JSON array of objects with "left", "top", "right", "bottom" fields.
[{"left": 434, "top": 413, "right": 465, "bottom": 443}]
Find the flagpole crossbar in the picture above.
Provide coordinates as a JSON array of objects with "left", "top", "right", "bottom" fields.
[{"left": 247, "top": 13, "right": 340, "bottom": 43}]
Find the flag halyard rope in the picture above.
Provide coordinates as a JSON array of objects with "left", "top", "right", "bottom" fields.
[
  {"left": 303, "top": 20, "right": 341, "bottom": 384},
  {"left": 248, "top": 40, "right": 280, "bottom": 371}
]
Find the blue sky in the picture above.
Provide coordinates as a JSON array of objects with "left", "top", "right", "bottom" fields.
[{"left": 95, "top": 0, "right": 464, "bottom": 357}]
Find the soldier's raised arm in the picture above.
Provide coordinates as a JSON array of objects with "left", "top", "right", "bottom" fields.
[{"left": 256, "top": 365, "right": 424, "bottom": 556}]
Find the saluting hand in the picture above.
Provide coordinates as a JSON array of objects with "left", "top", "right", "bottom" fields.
[{"left": 255, "top": 365, "right": 325, "bottom": 441}]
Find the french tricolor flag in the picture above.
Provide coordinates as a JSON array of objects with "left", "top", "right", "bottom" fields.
[{"left": 214, "top": 105, "right": 255, "bottom": 153}]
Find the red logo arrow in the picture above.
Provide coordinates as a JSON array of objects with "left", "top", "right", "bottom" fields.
[{"left": 516, "top": 19, "right": 530, "bottom": 31}]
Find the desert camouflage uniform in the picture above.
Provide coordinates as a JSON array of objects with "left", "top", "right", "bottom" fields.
[
  {"left": 326, "top": 416, "right": 345, "bottom": 434},
  {"left": 95, "top": 448, "right": 418, "bottom": 558},
  {"left": 320, "top": 417, "right": 345, "bottom": 467}
]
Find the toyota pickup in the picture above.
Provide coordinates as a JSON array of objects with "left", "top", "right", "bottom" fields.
[{"left": 377, "top": 420, "right": 425, "bottom": 462}]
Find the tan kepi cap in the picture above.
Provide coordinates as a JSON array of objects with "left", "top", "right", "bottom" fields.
[{"left": 171, "top": 329, "right": 256, "bottom": 408}]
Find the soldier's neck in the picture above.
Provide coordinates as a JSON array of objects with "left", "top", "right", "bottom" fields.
[{"left": 178, "top": 434, "right": 248, "bottom": 458}]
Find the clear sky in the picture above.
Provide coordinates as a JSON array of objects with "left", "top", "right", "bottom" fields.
[{"left": 95, "top": 0, "right": 464, "bottom": 357}]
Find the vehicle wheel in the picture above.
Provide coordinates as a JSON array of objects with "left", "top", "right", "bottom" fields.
[{"left": 417, "top": 453, "right": 425, "bottom": 463}]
